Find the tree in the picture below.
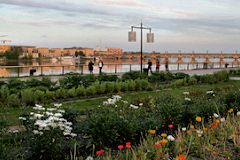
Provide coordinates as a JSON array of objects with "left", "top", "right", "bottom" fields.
[{"left": 75, "top": 51, "right": 85, "bottom": 57}]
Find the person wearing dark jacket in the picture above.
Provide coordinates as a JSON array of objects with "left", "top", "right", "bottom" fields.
[
  {"left": 147, "top": 60, "right": 153, "bottom": 75},
  {"left": 88, "top": 60, "right": 94, "bottom": 74}
]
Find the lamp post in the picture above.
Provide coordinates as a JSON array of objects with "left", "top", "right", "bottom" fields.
[{"left": 128, "top": 21, "right": 154, "bottom": 73}]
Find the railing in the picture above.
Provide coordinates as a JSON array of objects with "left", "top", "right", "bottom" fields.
[{"left": 0, "top": 62, "right": 239, "bottom": 78}]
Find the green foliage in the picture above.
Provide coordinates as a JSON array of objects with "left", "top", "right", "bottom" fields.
[
  {"left": 45, "top": 90, "right": 55, "bottom": 100},
  {"left": 35, "top": 90, "right": 45, "bottom": 102},
  {"left": 7, "top": 94, "right": 20, "bottom": 108},
  {"left": 122, "top": 71, "right": 147, "bottom": 81},
  {"left": 56, "top": 88, "right": 67, "bottom": 99},
  {"left": 0, "top": 88, "right": 9, "bottom": 104},
  {"left": 85, "top": 86, "right": 96, "bottom": 96},
  {"left": 75, "top": 51, "right": 85, "bottom": 57},
  {"left": 105, "top": 82, "right": 115, "bottom": 93},
  {"left": 67, "top": 88, "right": 76, "bottom": 98},
  {"left": 127, "top": 80, "right": 136, "bottom": 91},
  {"left": 76, "top": 85, "right": 85, "bottom": 97},
  {"left": 120, "top": 82, "right": 128, "bottom": 92},
  {"left": 170, "top": 78, "right": 187, "bottom": 87},
  {"left": 189, "top": 77, "right": 197, "bottom": 85},
  {"left": 97, "top": 74, "right": 119, "bottom": 82},
  {"left": 21, "top": 89, "right": 36, "bottom": 106}
]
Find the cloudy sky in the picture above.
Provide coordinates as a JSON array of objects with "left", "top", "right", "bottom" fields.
[{"left": 0, "top": 0, "right": 240, "bottom": 53}]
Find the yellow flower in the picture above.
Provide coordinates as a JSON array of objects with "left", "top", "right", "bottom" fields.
[
  {"left": 190, "top": 125, "right": 194, "bottom": 129},
  {"left": 159, "top": 139, "right": 168, "bottom": 144},
  {"left": 216, "top": 120, "right": 220, "bottom": 123},
  {"left": 149, "top": 130, "right": 156, "bottom": 134},
  {"left": 161, "top": 133, "right": 167, "bottom": 137},
  {"left": 228, "top": 109, "right": 233, "bottom": 113},
  {"left": 196, "top": 117, "right": 202, "bottom": 122}
]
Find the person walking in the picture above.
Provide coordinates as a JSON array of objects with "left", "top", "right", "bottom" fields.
[
  {"left": 88, "top": 60, "right": 94, "bottom": 74},
  {"left": 147, "top": 60, "right": 153, "bottom": 75},
  {"left": 156, "top": 60, "right": 160, "bottom": 72},
  {"left": 165, "top": 60, "right": 169, "bottom": 71},
  {"left": 98, "top": 59, "right": 104, "bottom": 74}
]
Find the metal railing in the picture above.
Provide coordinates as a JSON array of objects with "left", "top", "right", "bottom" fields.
[{"left": 0, "top": 62, "right": 239, "bottom": 77}]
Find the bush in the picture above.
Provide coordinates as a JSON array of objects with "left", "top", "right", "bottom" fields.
[
  {"left": 86, "top": 86, "right": 96, "bottom": 96},
  {"left": 0, "top": 88, "right": 9, "bottom": 104},
  {"left": 127, "top": 80, "right": 136, "bottom": 91},
  {"left": 122, "top": 71, "right": 147, "bottom": 81},
  {"left": 120, "top": 82, "right": 128, "bottom": 92},
  {"left": 214, "top": 70, "right": 229, "bottom": 82},
  {"left": 7, "top": 79, "right": 24, "bottom": 90},
  {"left": 97, "top": 74, "right": 119, "bottom": 82},
  {"left": 135, "top": 79, "right": 151, "bottom": 91},
  {"left": 56, "top": 88, "right": 67, "bottom": 99},
  {"left": 67, "top": 88, "right": 76, "bottom": 98},
  {"left": 170, "top": 78, "right": 187, "bottom": 87},
  {"left": 8, "top": 94, "right": 20, "bottom": 108},
  {"left": 45, "top": 90, "right": 55, "bottom": 100},
  {"left": 35, "top": 90, "right": 45, "bottom": 102},
  {"left": 76, "top": 85, "right": 85, "bottom": 97},
  {"left": 105, "top": 82, "right": 115, "bottom": 93},
  {"left": 21, "top": 89, "right": 36, "bottom": 106},
  {"left": 114, "top": 82, "right": 121, "bottom": 92},
  {"left": 189, "top": 77, "right": 197, "bottom": 85},
  {"left": 174, "top": 72, "right": 190, "bottom": 80}
]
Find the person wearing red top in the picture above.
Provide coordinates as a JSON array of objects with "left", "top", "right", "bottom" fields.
[{"left": 156, "top": 59, "right": 160, "bottom": 72}]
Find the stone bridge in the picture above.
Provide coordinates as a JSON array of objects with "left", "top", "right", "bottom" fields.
[{"left": 101, "top": 53, "right": 240, "bottom": 64}]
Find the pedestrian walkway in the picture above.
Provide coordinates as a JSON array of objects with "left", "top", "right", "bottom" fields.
[{"left": 0, "top": 68, "right": 238, "bottom": 82}]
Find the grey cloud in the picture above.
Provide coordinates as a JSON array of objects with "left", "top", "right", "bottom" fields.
[{"left": 0, "top": 0, "right": 111, "bottom": 16}]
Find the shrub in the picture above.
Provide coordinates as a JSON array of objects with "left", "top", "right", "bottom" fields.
[
  {"left": 114, "top": 82, "right": 121, "bottom": 92},
  {"left": 76, "top": 85, "right": 85, "bottom": 97},
  {"left": 170, "top": 79, "right": 187, "bottom": 87},
  {"left": 45, "top": 90, "right": 55, "bottom": 100},
  {"left": 35, "top": 90, "right": 45, "bottom": 102},
  {"left": 189, "top": 77, "right": 197, "bottom": 85},
  {"left": 56, "top": 88, "right": 67, "bottom": 99},
  {"left": 120, "top": 82, "right": 128, "bottom": 92},
  {"left": 214, "top": 70, "right": 229, "bottom": 82},
  {"left": 67, "top": 88, "right": 76, "bottom": 98},
  {"left": 21, "top": 89, "right": 36, "bottom": 106},
  {"left": 122, "top": 71, "right": 147, "bottom": 81},
  {"left": 127, "top": 80, "right": 136, "bottom": 91},
  {"left": 8, "top": 94, "right": 20, "bottom": 108},
  {"left": 105, "top": 82, "right": 115, "bottom": 93},
  {"left": 0, "top": 88, "right": 9, "bottom": 104},
  {"left": 7, "top": 79, "right": 24, "bottom": 90},
  {"left": 86, "top": 86, "right": 96, "bottom": 96},
  {"left": 135, "top": 79, "right": 151, "bottom": 91},
  {"left": 97, "top": 74, "right": 119, "bottom": 82},
  {"left": 174, "top": 72, "right": 190, "bottom": 80}
]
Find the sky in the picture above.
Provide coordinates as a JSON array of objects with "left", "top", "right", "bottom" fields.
[{"left": 0, "top": 0, "right": 240, "bottom": 53}]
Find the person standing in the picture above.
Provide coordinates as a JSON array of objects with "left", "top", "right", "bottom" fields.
[
  {"left": 156, "top": 60, "right": 160, "bottom": 72},
  {"left": 88, "top": 60, "right": 94, "bottom": 74},
  {"left": 98, "top": 59, "right": 104, "bottom": 74},
  {"left": 147, "top": 60, "right": 153, "bottom": 75}
]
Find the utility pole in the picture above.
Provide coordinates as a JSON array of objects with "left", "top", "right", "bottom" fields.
[{"left": 128, "top": 20, "right": 154, "bottom": 73}]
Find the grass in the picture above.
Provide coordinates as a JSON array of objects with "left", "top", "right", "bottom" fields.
[{"left": 2, "top": 80, "right": 240, "bottom": 127}]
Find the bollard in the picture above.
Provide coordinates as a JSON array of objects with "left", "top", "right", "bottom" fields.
[
  {"left": 81, "top": 66, "right": 83, "bottom": 75},
  {"left": 130, "top": 64, "right": 132, "bottom": 71},
  {"left": 177, "top": 63, "right": 179, "bottom": 70},
  {"left": 115, "top": 64, "right": 117, "bottom": 73},
  {"left": 17, "top": 68, "right": 20, "bottom": 77},
  {"left": 41, "top": 66, "right": 43, "bottom": 75},
  {"left": 187, "top": 63, "right": 189, "bottom": 70}
]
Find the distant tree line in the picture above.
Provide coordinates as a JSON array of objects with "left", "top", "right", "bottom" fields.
[
  {"left": 75, "top": 51, "right": 85, "bottom": 57},
  {"left": 0, "top": 47, "right": 21, "bottom": 60}
]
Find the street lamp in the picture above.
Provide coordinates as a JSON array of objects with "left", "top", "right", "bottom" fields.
[{"left": 128, "top": 21, "right": 154, "bottom": 73}]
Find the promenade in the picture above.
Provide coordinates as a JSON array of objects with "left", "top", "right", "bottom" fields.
[{"left": 0, "top": 68, "right": 238, "bottom": 82}]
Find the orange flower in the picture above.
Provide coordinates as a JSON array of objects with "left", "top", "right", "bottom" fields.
[
  {"left": 177, "top": 154, "right": 186, "bottom": 160},
  {"left": 228, "top": 108, "right": 233, "bottom": 113},
  {"left": 196, "top": 117, "right": 202, "bottom": 122},
  {"left": 212, "top": 151, "right": 216, "bottom": 155},
  {"left": 190, "top": 125, "right": 194, "bottom": 129},
  {"left": 161, "top": 133, "right": 167, "bottom": 137},
  {"left": 186, "top": 131, "right": 190, "bottom": 134},
  {"left": 203, "top": 127, "right": 207, "bottom": 131},
  {"left": 149, "top": 130, "right": 156, "bottom": 134},
  {"left": 216, "top": 120, "right": 220, "bottom": 123},
  {"left": 126, "top": 142, "right": 131, "bottom": 148}
]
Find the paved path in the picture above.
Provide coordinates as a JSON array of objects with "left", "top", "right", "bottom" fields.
[{"left": 0, "top": 68, "right": 238, "bottom": 82}]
